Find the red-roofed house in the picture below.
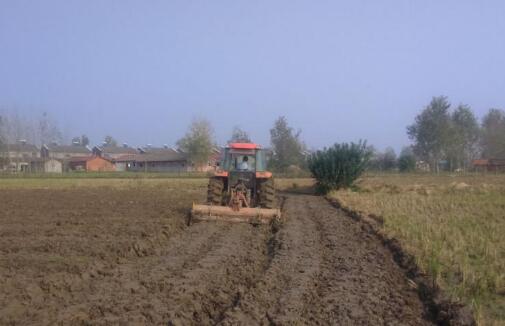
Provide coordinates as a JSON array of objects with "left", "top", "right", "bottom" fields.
[
  {"left": 473, "top": 159, "right": 505, "bottom": 172},
  {"left": 68, "top": 156, "right": 115, "bottom": 172}
]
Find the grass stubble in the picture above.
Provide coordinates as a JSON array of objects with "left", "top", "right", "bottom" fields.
[{"left": 331, "top": 173, "right": 505, "bottom": 325}]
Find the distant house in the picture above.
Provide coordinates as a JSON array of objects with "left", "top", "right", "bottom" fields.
[
  {"left": 3, "top": 141, "right": 39, "bottom": 159},
  {"left": 473, "top": 159, "right": 505, "bottom": 172},
  {"left": 4, "top": 158, "right": 32, "bottom": 173},
  {"left": 118, "top": 145, "right": 224, "bottom": 173},
  {"left": 114, "top": 154, "right": 137, "bottom": 172},
  {"left": 30, "top": 158, "right": 63, "bottom": 173},
  {"left": 137, "top": 146, "right": 179, "bottom": 155},
  {"left": 118, "top": 151, "right": 189, "bottom": 172},
  {"left": 1, "top": 141, "right": 39, "bottom": 172},
  {"left": 41, "top": 144, "right": 91, "bottom": 160},
  {"left": 92, "top": 145, "right": 138, "bottom": 160},
  {"left": 68, "top": 156, "right": 115, "bottom": 172}
]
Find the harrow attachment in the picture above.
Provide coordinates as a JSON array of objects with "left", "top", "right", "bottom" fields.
[{"left": 191, "top": 203, "right": 281, "bottom": 224}]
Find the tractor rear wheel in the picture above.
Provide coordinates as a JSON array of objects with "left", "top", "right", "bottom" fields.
[
  {"left": 207, "top": 177, "right": 224, "bottom": 205},
  {"left": 258, "top": 178, "right": 276, "bottom": 209}
]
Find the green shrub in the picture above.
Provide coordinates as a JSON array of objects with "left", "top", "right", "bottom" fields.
[{"left": 308, "top": 141, "right": 372, "bottom": 194}]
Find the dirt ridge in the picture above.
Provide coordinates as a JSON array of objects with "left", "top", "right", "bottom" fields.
[{"left": 327, "top": 196, "right": 476, "bottom": 326}]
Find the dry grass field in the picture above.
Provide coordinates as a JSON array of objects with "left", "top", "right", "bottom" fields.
[{"left": 331, "top": 173, "right": 505, "bottom": 325}]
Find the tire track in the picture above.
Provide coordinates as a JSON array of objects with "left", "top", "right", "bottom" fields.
[
  {"left": 80, "top": 221, "right": 273, "bottom": 325},
  {"left": 54, "top": 223, "right": 235, "bottom": 325},
  {"left": 304, "top": 195, "right": 432, "bottom": 325},
  {"left": 218, "top": 195, "right": 325, "bottom": 325},
  {"left": 218, "top": 194, "right": 434, "bottom": 325}
]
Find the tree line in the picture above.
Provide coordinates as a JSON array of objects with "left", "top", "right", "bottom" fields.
[
  {"left": 0, "top": 109, "right": 307, "bottom": 172},
  {"left": 176, "top": 116, "right": 307, "bottom": 171},
  {"left": 370, "top": 96, "right": 505, "bottom": 173},
  {"left": 188, "top": 96, "right": 504, "bottom": 178},
  {"left": 0, "top": 109, "right": 145, "bottom": 151},
  {"left": 2, "top": 97, "right": 504, "bottom": 173},
  {"left": 0, "top": 109, "right": 169, "bottom": 151},
  {"left": 0, "top": 111, "right": 63, "bottom": 148}
]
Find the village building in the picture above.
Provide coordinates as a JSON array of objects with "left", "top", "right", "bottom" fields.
[
  {"left": 117, "top": 151, "right": 189, "bottom": 173},
  {"left": 30, "top": 158, "right": 63, "bottom": 173},
  {"left": 473, "top": 159, "right": 505, "bottom": 172},
  {"left": 92, "top": 145, "right": 138, "bottom": 160},
  {"left": 114, "top": 154, "right": 137, "bottom": 172},
  {"left": 0, "top": 141, "right": 39, "bottom": 172},
  {"left": 137, "top": 145, "right": 180, "bottom": 155},
  {"left": 68, "top": 156, "right": 116, "bottom": 172},
  {"left": 3, "top": 141, "right": 39, "bottom": 159},
  {"left": 41, "top": 144, "right": 92, "bottom": 160},
  {"left": 115, "top": 145, "right": 222, "bottom": 173},
  {"left": 4, "top": 158, "right": 32, "bottom": 172},
  {"left": 0, "top": 141, "right": 222, "bottom": 174}
]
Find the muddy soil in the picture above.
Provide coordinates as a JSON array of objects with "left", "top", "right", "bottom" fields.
[{"left": 0, "top": 187, "right": 433, "bottom": 325}]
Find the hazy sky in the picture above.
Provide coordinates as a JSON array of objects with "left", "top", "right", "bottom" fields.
[{"left": 1, "top": 1, "right": 504, "bottom": 151}]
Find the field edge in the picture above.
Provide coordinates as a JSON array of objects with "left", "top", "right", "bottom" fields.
[{"left": 326, "top": 196, "right": 476, "bottom": 326}]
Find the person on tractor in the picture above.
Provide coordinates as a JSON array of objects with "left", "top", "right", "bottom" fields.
[{"left": 238, "top": 156, "right": 249, "bottom": 170}]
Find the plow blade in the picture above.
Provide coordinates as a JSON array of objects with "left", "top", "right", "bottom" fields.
[{"left": 191, "top": 204, "right": 281, "bottom": 224}]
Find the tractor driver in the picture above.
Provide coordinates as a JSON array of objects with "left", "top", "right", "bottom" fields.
[{"left": 238, "top": 156, "right": 250, "bottom": 170}]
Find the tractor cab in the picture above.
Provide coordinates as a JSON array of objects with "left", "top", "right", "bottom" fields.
[
  {"left": 220, "top": 143, "right": 268, "bottom": 172},
  {"left": 218, "top": 143, "right": 268, "bottom": 199}
]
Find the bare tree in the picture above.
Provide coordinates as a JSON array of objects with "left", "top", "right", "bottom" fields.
[
  {"left": 229, "top": 126, "right": 251, "bottom": 143},
  {"left": 0, "top": 110, "right": 36, "bottom": 144},
  {"left": 9, "top": 112, "right": 24, "bottom": 143},
  {"left": 38, "top": 112, "right": 62, "bottom": 146}
]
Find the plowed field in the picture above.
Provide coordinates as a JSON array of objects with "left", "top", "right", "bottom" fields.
[{"left": 0, "top": 182, "right": 434, "bottom": 325}]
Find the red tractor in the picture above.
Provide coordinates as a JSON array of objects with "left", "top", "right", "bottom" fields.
[{"left": 191, "top": 143, "right": 280, "bottom": 224}]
